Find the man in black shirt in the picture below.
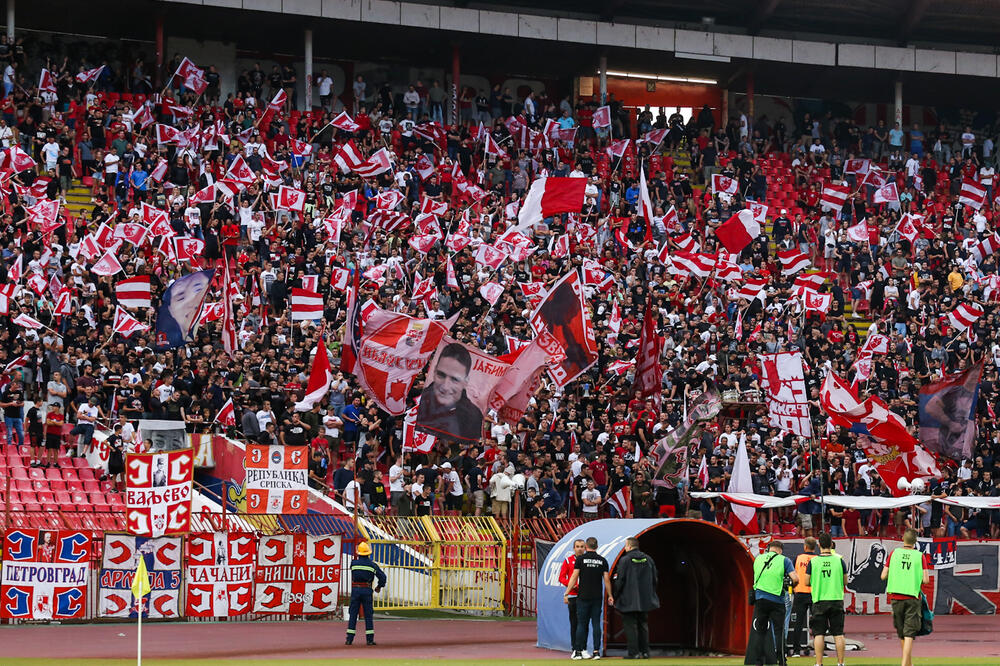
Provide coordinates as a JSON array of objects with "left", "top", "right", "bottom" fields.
[{"left": 564, "top": 536, "right": 613, "bottom": 659}]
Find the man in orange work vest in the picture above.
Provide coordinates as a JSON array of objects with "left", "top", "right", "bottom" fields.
[{"left": 788, "top": 537, "right": 817, "bottom": 658}]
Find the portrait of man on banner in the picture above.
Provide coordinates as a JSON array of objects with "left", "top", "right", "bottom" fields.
[
  {"left": 416, "top": 339, "right": 508, "bottom": 443},
  {"left": 154, "top": 269, "right": 215, "bottom": 350}
]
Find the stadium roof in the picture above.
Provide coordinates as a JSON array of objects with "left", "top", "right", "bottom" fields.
[{"left": 463, "top": 0, "right": 1000, "bottom": 49}]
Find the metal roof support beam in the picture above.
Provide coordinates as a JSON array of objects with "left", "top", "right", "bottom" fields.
[{"left": 747, "top": 0, "right": 782, "bottom": 35}]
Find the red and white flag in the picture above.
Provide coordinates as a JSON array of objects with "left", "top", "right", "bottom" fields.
[
  {"left": 606, "top": 486, "right": 631, "bottom": 518},
  {"left": 792, "top": 272, "right": 828, "bottom": 295},
  {"left": 376, "top": 189, "right": 405, "bottom": 210},
  {"left": 844, "top": 158, "right": 871, "bottom": 175},
  {"left": 112, "top": 305, "right": 148, "bottom": 338},
  {"left": 483, "top": 133, "right": 507, "bottom": 158},
  {"left": 474, "top": 243, "right": 509, "bottom": 270},
  {"left": 150, "top": 158, "right": 169, "bottom": 182},
  {"left": 551, "top": 234, "right": 570, "bottom": 258},
  {"left": 414, "top": 154, "right": 436, "bottom": 179},
  {"left": 802, "top": 289, "right": 833, "bottom": 314},
  {"left": 12, "top": 313, "right": 43, "bottom": 330},
  {"left": 268, "top": 89, "right": 287, "bottom": 111},
  {"left": 633, "top": 296, "right": 662, "bottom": 410},
  {"left": 960, "top": 178, "right": 987, "bottom": 210},
  {"left": 220, "top": 256, "right": 238, "bottom": 358},
  {"left": 53, "top": 289, "right": 72, "bottom": 316},
  {"left": 515, "top": 177, "right": 587, "bottom": 231},
  {"left": 873, "top": 182, "right": 899, "bottom": 204},
  {"left": 846, "top": 221, "right": 870, "bottom": 243},
  {"left": 214, "top": 398, "right": 237, "bottom": 427},
  {"left": 638, "top": 128, "right": 668, "bottom": 146},
  {"left": 131, "top": 105, "right": 155, "bottom": 130},
  {"left": 715, "top": 209, "right": 760, "bottom": 253},
  {"left": 895, "top": 214, "right": 921, "bottom": 244},
  {"left": 820, "top": 182, "right": 850, "bottom": 212},
  {"left": 479, "top": 281, "right": 504, "bottom": 306},
  {"left": 174, "top": 237, "right": 205, "bottom": 262},
  {"left": 290, "top": 287, "right": 324, "bottom": 320},
  {"left": 355, "top": 148, "right": 393, "bottom": 178},
  {"left": 606, "top": 139, "right": 631, "bottom": 159},
  {"left": 671, "top": 252, "right": 715, "bottom": 278},
  {"left": 971, "top": 231, "right": 1000, "bottom": 264},
  {"left": 638, "top": 165, "right": 655, "bottom": 229},
  {"left": 862, "top": 167, "right": 886, "bottom": 188},
  {"left": 949, "top": 302, "right": 984, "bottom": 331},
  {"left": 698, "top": 454, "right": 709, "bottom": 487},
  {"left": 661, "top": 205, "right": 680, "bottom": 232},
  {"left": 277, "top": 186, "right": 306, "bottom": 212},
  {"left": 155, "top": 124, "right": 182, "bottom": 145},
  {"left": 735, "top": 277, "right": 768, "bottom": 301},
  {"left": 671, "top": 232, "right": 699, "bottom": 253},
  {"left": 115, "top": 223, "right": 149, "bottom": 246},
  {"left": 330, "top": 111, "right": 360, "bottom": 132},
  {"left": 75, "top": 65, "right": 105, "bottom": 84},
  {"left": 38, "top": 68, "right": 58, "bottom": 94},
  {"left": 226, "top": 155, "right": 256, "bottom": 187},
  {"left": 116, "top": 275, "right": 152, "bottom": 308},
  {"left": 445, "top": 258, "right": 459, "bottom": 289},
  {"left": 777, "top": 249, "right": 811, "bottom": 275},
  {"left": 420, "top": 198, "right": 447, "bottom": 216},
  {"left": 592, "top": 105, "right": 611, "bottom": 128},
  {"left": 91, "top": 251, "right": 124, "bottom": 276},
  {"left": 711, "top": 173, "right": 739, "bottom": 196}
]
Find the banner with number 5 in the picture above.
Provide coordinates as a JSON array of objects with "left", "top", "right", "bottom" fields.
[
  {"left": 126, "top": 448, "right": 194, "bottom": 537},
  {"left": 244, "top": 445, "right": 309, "bottom": 514}
]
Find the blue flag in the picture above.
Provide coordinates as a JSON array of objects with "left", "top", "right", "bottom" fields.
[{"left": 154, "top": 269, "right": 215, "bottom": 350}]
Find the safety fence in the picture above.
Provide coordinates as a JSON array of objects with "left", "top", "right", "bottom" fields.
[
  {"left": 359, "top": 515, "right": 506, "bottom": 612},
  {"left": 495, "top": 517, "right": 587, "bottom": 617}
]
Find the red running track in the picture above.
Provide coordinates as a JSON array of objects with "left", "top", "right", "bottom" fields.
[{"left": 0, "top": 615, "right": 998, "bottom": 660}]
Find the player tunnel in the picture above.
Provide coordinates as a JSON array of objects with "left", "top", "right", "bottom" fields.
[{"left": 537, "top": 519, "right": 753, "bottom": 656}]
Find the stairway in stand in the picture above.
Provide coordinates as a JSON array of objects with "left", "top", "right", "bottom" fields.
[{"left": 63, "top": 179, "right": 93, "bottom": 220}]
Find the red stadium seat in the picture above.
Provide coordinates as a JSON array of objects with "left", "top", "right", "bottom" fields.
[
  {"left": 55, "top": 491, "right": 72, "bottom": 504},
  {"left": 36, "top": 491, "right": 55, "bottom": 503},
  {"left": 28, "top": 468, "right": 45, "bottom": 480},
  {"left": 44, "top": 468, "right": 62, "bottom": 481},
  {"left": 83, "top": 480, "right": 101, "bottom": 493},
  {"left": 48, "top": 480, "right": 66, "bottom": 492},
  {"left": 77, "top": 468, "right": 97, "bottom": 481}
]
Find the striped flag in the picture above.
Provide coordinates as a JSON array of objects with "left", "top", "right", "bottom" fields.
[
  {"left": 115, "top": 275, "right": 152, "bottom": 308},
  {"left": 777, "top": 249, "right": 811, "bottom": 275},
  {"left": 820, "top": 182, "right": 850, "bottom": 212},
  {"left": 671, "top": 252, "right": 715, "bottom": 278},
  {"left": 290, "top": 288, "right": 324, "bottom": 320},
  {"left": 112, "top": 306, "right": 149, "bottom": 338},
  {"left": 735, "top": 277, "right": 768, "bottom": 301},
  {"left": 960, "top": 178, "right": 987, "bottom": 210},
  {"left": 970, "top": 232, "right": 1000, "bottom": 264},
  {"left": 671, "top": 232, "right": 699, "bottom": 253},
  {"left": 949, "top": 302, "right": 984, "bottom": 331},
  {"left": 606, "top": 486, "right": 631, "bottom": 518},
  {"left": 792, "top": 272, "right": 828, "bottom": 296}
]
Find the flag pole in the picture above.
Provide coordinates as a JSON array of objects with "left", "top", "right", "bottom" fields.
[{"left": 136, "top": 599, "right": 143, "bottom": 666}]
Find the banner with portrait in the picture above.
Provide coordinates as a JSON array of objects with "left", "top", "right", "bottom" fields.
[
  {"left": 415, "top": 337, "right": 509, "bottom": 443},
  {"left": 0, "top": 530, "right": 90, "bottom": 619},
  {"left": 154, "top": 269, "right": 215, "bottom": 350},
  {"left": 98, "top": 535, "right": 183, "bottom": 618},
  {"left": 126, "top": 448, "right": 194, "bottom": 537},
  {"left": 185, "top": 532, "right": 256, "bottom": 617},
  {"left": 254, "top": 533, "right": 341, "bottom": 614},
  {"left": 529, "top": 270, "right": 598, "bottom": 387},
  {"left": 488, "top": 331, "right": 563, "bottom": 425},
  {"left": 244, "top": 445, "right": 309, "bottom": 514}
]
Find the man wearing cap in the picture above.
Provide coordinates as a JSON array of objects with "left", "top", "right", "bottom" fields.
[
  {"left": 346, "top": 541, "right": 387, "bottom": 646},
  {"left": 773, "top": 209, "right": 792, "bottom": 246}
]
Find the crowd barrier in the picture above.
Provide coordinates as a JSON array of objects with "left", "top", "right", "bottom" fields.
[{"left": 0, "top": 512, "right": 508, "bottom": 623}]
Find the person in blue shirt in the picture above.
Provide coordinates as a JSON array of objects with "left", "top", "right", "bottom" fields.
[
  {"left": 624, "top": 181, "right": 640, "bottom": 210},
  {"left": 131, "top": 165, "right": 149, "bottom": 200},
  {"left": 345, "top": 541, "right": 387, "bottom": 645},
  {"left": 909, "top": 123, "right": 924, "bottom": 157},
  {"left": 342, "top": 395, "right": 361, "bottom": 445}
]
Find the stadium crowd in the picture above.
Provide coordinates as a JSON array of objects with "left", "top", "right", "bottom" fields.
[{"left": 2, "top": 39, "right": 1000, "bottom": 541}]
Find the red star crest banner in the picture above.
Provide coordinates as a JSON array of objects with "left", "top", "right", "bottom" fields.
[
  {"left": 254, "top": 534, "right": 341, "bottom": 614},
  {"left": 354, "top": 308, "right": 458, "bottom": 415},
  {"left": 98, "top": 535, "right": 182, "bottom": 618}
]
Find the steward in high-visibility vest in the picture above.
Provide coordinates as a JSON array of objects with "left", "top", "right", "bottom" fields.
[
  {"left": 789, "top": 537, "right": 817, "bottom": 657},
  {"left": 803, "top": 533, "right": 848, "bottom": 666},
  {"left": 881, "top": 527, "right": 929, "bottom": 666}
]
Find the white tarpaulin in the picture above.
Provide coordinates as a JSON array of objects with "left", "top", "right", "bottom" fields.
[
  {"left": 821, "top": 495, "right": 931, "bottom": 510},
  {"left": 936, "top": 496, "right": 1000, "bottom": 510},
  {"left": 690, "top": 492, "right": 806, "bottom": 509}
]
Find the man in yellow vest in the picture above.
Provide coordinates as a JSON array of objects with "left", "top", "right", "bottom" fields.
[
  {"left": 749, "top": 540, "right": 797, "bottom": 666},
  {"left": 788, "top": 536, "right": 817, "bottom": 658},
  {"left": 803, "top": 533, "right": 848, "bottom": 666},
  {"left": 881, "top": 528, "right": 929, "bottom": 666}
]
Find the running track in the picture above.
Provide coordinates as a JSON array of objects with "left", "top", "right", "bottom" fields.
[{"left": 1, "top": 615, "right": 998, "bottom": 660}]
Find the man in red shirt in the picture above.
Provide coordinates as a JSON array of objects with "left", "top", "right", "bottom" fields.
[{"left": 558, "top": 538, "right": 586, "bottom": 656}]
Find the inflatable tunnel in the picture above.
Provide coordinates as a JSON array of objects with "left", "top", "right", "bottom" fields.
[{"left": 537, "top": 518, "right": 753, "bottom": 656}]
